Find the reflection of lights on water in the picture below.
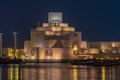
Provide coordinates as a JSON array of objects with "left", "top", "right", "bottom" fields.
[
  {"left": 15, "top": 64, "right": 19, "bottom": 80},
  {"left": 101, "top": 66, "right": 105, "bottom": 80},
  {"left": 8, "top": 64, "right": 13, "bottom": 80},
  {"left": 8, "top": 64, "right": 19, "bottom": 80},
  {"left": 73, "top": 66, "right": 78, "bottom": 80}
]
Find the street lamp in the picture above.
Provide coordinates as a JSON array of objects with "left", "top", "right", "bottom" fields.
[{"left": 12, "top": 32, "right": 17, "bottom": 59}]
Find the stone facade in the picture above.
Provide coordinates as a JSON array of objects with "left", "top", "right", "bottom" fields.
[{"left": 24, "top": 12, "right": 87, "bottom": 60}]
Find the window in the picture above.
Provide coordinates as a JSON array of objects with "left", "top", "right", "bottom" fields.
[
  {"left": 31, "top": 49, "right": 35, "bottom": 56},
  {"left": 45, "top": 49, "right": 53, "bottom": 56}
]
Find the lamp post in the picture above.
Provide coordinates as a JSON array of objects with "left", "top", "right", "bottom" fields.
[
  {"left": 0, "top": 33, "right": 2, "bottom": 58},
  {"left": 12, "top": 32, "right": 17, "bottom": 59}
]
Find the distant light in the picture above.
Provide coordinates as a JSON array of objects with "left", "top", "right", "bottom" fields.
[{"left": 12, "top": 32, "right": 18, "bottom": 35}]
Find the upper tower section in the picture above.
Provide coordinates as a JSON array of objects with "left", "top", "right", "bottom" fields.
[
  {"left": 34, "top": 12, "right": 75, "bottom": 32},
  {"left": 48, "top": 12, "right": 62, "bottom": 23}
]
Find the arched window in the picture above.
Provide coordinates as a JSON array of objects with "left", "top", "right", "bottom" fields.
[
  {"left": 73, "top": 43, "right": 79, "bottom": 55},
  {"left": 31, "top": 49, "right": 35, "bottom": 56}
]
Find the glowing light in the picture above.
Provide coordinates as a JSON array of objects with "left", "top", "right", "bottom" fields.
[
  {"left": 101, "top": 66, "right": 105, "bottom": 80},
  {"left": 73, "top": 43, "right": 79, "bottom": 55},
  {"left": 45, "top": 31, "right": 50, "bottom": 35},
  {"left": 73, "top": 43, "right": 79, "bottom": 51},
  {"left": 73, "top": 66, "right": 78, "bottom": 80},
  {"left": 15, "top": 64, "right": 19, "bottom": 80},
  {"left": 114, "top": 57, "right": 119, "bottom": 60},
  {"left": 8, "top": 64, "right": 13, "bottom": 80},
  {"left": 102, "top": 49, "right": 105, "bottom": 53},
  {"left": 100, "top": 58, "right": 104, "bottom": 60},
  {"left": 112, "top": 43, "right": 116, "bottom": 47},
  {"left": 52, "top": 27, "right": 61, "bottom": 31},
  {"left": 59, "top": 23, "right": 68, "bottom": 27},
  {"left": 8, "top": 48, "right": 14, "bottom": 57}
]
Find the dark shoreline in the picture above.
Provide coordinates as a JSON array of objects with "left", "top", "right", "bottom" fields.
[{"left": 0, "top": 58, "right": 120, "bottom": 67}]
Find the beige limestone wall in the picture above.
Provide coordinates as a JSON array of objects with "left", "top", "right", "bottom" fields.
[
  {"left": 88, "top": 48, "right": 99, "bottom": 54},
  {"left": 28, "top": 48, "right": 79, "bottom": 60}
]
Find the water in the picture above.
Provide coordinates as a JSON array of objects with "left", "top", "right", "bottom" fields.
[{"left": 0, "top": 63, "right": 120, "bottom": 80}]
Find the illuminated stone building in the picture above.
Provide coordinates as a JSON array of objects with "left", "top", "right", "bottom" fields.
[
  {"left": 24, "top": 12, "right": 87, "bottom": 61},
  {"left": 88, "top": 42, "right": 120, "bottom": 53},
  {"left": 88, "top": 42, "right": 120, "bottom": 59}
]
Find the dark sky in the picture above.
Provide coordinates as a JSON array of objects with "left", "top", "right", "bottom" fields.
[{"left": 0, "top": 0, "right": 119, "bottom": 48}]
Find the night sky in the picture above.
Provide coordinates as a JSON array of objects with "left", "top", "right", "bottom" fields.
[{"left": 0, "top": 0, "right": 118, "bottom": 48}]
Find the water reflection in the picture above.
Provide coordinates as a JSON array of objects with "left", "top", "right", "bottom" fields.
[
  {"left": 101, "top": 66, "right": 105, "bottom": 80},
  {"left": 73, "top": 66, "right": 78, "bottom": 80},
  {"left": 101, "top": 66, "right": 116, "bottom": 80},
  {"left": 0, "top": 64, "right": 120, "bottom": 80},
  {"left": 8, "top": 64, "right": 19, "bottom": 80}
]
